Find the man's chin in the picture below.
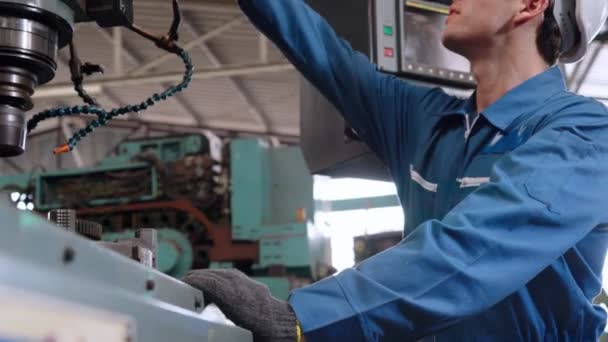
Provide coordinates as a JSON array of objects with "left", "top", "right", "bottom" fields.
[{"left": 441, "top": 35, "right": 467, "bottom": 57}]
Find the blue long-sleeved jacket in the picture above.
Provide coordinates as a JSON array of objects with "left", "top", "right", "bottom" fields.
[{"left": 238, "top": 0, "right": 608, "bottom": 340}]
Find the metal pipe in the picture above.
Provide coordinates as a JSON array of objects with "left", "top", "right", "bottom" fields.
[
  {"left": 28, "top": 116, "right": 300, "bottom": 144},
  {"left": 36, "top": 62, "right": 294, "bottom": 93}
]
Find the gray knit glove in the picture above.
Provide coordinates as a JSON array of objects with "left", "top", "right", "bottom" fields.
[{"left": 183, "top": 269, "right": 299, "bottom": 342}]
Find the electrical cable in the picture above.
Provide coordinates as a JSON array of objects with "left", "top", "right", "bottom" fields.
[
  {"left": 27, "top": 50, "right": 193, "bottom": 154},
  {"left": 25, "top": 0, "right": 191, "bottom": 155}
]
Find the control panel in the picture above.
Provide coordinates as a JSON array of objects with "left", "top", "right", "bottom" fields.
[
  {"left": 374, "top": 1, "right": 399, "bottom": 73},
  {"left": 373, "top": 0, "right": 474, "bottom": 87},
  {"left": 301, "top": 0, "right": 475, "bottom": 180}
]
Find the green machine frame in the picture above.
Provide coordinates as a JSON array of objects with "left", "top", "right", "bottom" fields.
[
  {"left": 225, "top": 139, "right": 332, "bottom": 298},
  {"left": 0, "top": 135, "right": 333, "bottom": 300}
]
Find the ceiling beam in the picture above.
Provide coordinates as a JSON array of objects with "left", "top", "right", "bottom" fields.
[
  {"left": 127, "top": 15, "right": 246, "bottom": 76},
  {"left": 95, "top": 27, "right": 208, "bottom": 126},
  {"left": 182, "top": 17, "right": 270, "bottom": 131},
  {"left": 49, "top": 29, "right": 124, "bottom": 111},
  {"left": 102, "top": 88, "right": 139, "bottom": 121},
  {"left": 259, "top": 33, "right": 269, "bottom": 63},
  {"left": 37, "top": 62, "right": 294, "bottom": 92},
  {"left": 113, "top": 27, "right": 124, "bottom": 75},
  {"left": 135, "top": 1, "right": 241, "bottom": 14},
  {"left": 1, "top": 158, "right": 24, "bottom": 173}
]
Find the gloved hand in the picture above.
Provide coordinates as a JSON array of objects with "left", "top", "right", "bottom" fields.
[{"left": 183, "top": 269, "right": 302, "bottom": 342}]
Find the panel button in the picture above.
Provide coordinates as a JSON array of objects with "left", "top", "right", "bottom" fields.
[{"left": 383, "top": 25, "right": 394, "bottom": 36}]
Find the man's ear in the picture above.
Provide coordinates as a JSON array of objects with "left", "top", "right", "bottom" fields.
[{"left": 513, "top": 0, "right": 550, "bottom": 26}]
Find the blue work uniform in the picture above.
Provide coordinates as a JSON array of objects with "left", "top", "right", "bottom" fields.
[{"left": 239, "top": 0, "right": 608, "bottom": 340}]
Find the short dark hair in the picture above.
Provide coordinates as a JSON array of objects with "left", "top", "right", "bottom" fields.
[{"left": 536, "top": 5, "right": 563, "bottom": 65}]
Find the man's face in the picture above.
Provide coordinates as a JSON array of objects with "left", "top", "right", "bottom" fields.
[{"left": 442, "top": 0, "right": 521, "bottom": 56}]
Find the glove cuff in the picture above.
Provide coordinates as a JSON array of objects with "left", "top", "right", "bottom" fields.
[{"left": 270, "top": 300, "right": 300, "bottom": 342}]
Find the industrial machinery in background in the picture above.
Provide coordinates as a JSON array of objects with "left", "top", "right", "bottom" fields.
[
  {"left": 354, "top": 231, "right": 403, "bottom": 264},
  {"left": 0, "top": 134, "right": 333, "bottom": 300},
  {"left": 227, "top": 138, "right": 333, "bottom": 299},
  {"left": 300, "top": 0, "right": 474, "bottom": 180}
]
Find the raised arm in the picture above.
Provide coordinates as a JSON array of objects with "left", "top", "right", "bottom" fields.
[{"left": 238, "top": 0, "right": 459, "bottom": 164}]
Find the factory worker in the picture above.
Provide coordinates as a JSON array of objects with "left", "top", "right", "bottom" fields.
[{"left": 185, "top": 0, "right": 608, "bottom": 341}]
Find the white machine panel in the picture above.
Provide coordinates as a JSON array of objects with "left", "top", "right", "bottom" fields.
[{"left": 0, "top": 285, "right": 134, "bottom": 342}]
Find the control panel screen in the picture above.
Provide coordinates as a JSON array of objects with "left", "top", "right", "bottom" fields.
[{"left": 400, "top": 1, "right": 473, "bottom": 85}]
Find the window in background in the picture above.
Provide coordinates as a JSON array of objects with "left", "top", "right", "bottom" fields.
[{"left": 314, "top": 176, "right": 403, "bottom": 271}]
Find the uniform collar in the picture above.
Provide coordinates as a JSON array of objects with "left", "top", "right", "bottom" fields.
[
  {"left": 479, "top": 66, "right": 567, "bottom": 131},
  {"left": 436, "top": 66, "right": 567, "bottom": 131}
]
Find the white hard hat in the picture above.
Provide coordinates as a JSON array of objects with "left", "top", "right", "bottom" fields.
[{"left": 553, "top": 0, "right": 608, "bottom": 63}]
